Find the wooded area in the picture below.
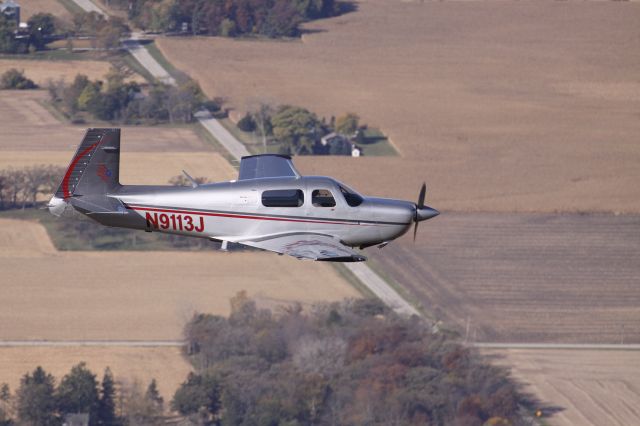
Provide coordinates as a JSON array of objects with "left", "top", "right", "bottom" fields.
[
  {"left": 119, "top": 0, "right": 347, "bottom": 37},
  {"left": 178, "top": 293, "right": 531, "bottom": 425}
]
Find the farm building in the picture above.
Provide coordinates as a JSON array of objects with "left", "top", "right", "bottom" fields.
[
  {"left": 0, "top": 0, "right": 20, "bottom": 25},
  {"left": 320, "top": 132, "right": 362, "bottom": 156}
]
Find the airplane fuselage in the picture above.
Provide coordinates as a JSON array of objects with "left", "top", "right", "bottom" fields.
[
  {"left": 81, "top": 176, "right": 416, "bottom": 248},
  {"left": 49, "top": 129, "right": 438, "bottom": 261}
]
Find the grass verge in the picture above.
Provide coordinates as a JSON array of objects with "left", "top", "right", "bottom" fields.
[
  {"left": 144, "top": 41, "right": 188, "bottom": 82},
  {"left": 331, "top": 263, "right": 376, "bottom": 298},
  {"left": 113, "top": 50, "right": 155, "bottom": 83}
]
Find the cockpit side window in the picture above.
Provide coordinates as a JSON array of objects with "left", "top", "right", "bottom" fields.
[
  {"left": 312, "top": 189, "right": 336, "bottom": 207},
  {"left": 339, "top": 185, "right": 363, "bottom": 207},
  {"left": 262, "top": 189, "right": 304, "bottom": 207}
]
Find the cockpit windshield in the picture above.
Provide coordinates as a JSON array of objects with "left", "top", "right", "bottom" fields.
[{"left": 338, "top": 183, "right": 363, "bottom": 207}]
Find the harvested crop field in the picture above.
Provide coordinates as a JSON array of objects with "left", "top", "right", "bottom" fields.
[
  {"left": 0, "top": 151, "right": 235, "bottom": 184},
  {"left": 0, "top": 91, "right": 215, "bottom": 153},
  {"left": 368, "top": 212, "right": 640, "bottom": 343},
  {"left": 158, "top": 0, "right": 640, "bottom": 213},
  {"left": 0, "top": 59, "right": 145, "bottom": 86},
  {"left": 17, "top": 0, "right": 70, "bottom": 20},
  {"left": 0, "top": 346, "right": 190, "bottom": 404},
  {"left": 484, "top": 348, "right": 640, "bottom": 426},
  {"left": 0, "top": 219, "right": 359, "bottom": 341}
]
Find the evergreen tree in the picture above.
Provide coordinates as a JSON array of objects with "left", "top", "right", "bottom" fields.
[
  {"left": 0, "top": 14, "right": 19, "bottom": 54},
  {"left": 145, "top": 379, "right": 163, "bottom": 412},
  {"left": 16, "top": 366, "right": 57, "bottom": 425},
  {"left": 0, "top": 383, "right": 11, "bottom": 426},
  {"left": 57, "top": 362, "right": 100, "bottom": 424},
  {"left": 97, "top": 368, "right": 118, "bottom": 425}
]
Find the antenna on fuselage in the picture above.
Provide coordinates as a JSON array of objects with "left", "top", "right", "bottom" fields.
[{"left": 182, "top": 170, "right": 199, "bottom": 188}]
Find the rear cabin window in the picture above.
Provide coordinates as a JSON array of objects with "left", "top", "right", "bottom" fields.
[
  {"left": 262, "top": 189, "right": 304, "bottom": 207},
  {"left": 312, "top": 189, "right": 336, "bottom": 207}
]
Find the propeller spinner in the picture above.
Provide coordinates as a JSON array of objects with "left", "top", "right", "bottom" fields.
[{"left": 413, "top": 183, "right": 439, "bottom": 241}]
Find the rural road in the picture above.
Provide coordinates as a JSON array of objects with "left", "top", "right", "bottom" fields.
[
  {"left": 345, "top": 263, "right": 420, "bottom": 317},
  {"left": 197, "top": 113, "right": 250, "bottom": 160},
  {"left": 71, "top": 0, "right": 105, "bottom": 15},
  {"left": 123, "top": 36, "right": 176, "bottom": 86}
]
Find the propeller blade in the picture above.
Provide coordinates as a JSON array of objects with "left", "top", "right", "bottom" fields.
[
  {"left": 413, "top": 222, "right": 419, "bottom": 242},
  {"left": 417, "top": 182, "right": 426, "bottom": 209}
]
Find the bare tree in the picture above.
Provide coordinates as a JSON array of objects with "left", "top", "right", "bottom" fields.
[
  {"left": 247, "top": 98, "right": 274, "bottom": 154},
  {"left": 292, "top": 336, "right": 347, "bottom": 377}
]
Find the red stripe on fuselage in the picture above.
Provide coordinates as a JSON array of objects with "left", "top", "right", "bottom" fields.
[
  {"left": 62, "top": 142, "right": 99, "bottom": 198},
  {"left": 128, "top": 205, "right": 367, "bottom": 226}
]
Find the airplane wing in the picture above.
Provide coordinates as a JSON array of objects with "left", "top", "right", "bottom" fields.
[{"left": 236, "top": 233, "right": 367, "bottom": 262}]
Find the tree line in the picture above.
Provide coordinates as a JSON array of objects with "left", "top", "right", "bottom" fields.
[
  {"left": 0, "top": 165, "right": 64, "bottom": 210},
  {"left": 239, "top": 104, "right": 364, "bottom": 155},
  {"left": 0, "top": 11, "right": 130, "bottom": 54},
  {"left": 0, "top": 296, "right": 536, "bottom": 425},
  {"left": 47, "top": 69, "right": 211, "bottom": 124},
  {"left": 0, "top": 363, "right": 164, "bottom": 425},
  {"left": 107, "top": 0, "right": 349, "bottom": 38},
  {"left": 176, "top": 293, "right": 533, "bottom": 425}
]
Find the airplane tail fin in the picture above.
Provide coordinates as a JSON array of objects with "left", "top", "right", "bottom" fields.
[{"left": 54, "top": 128, "right": 121, "bottom": 199}]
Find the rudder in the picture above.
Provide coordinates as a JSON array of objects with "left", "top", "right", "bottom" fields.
[{"left": 55, "top": 128, "right": 121, "bottom": 198}]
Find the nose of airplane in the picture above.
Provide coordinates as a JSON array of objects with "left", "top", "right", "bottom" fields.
[{"left": 415, "top": 205, "right": 440, "bottom": 222}]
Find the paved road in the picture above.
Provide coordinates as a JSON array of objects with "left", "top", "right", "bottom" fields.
[
  {"left": 72, "top": 0, "right": 105, "bottom": 15},
  {"left": 197, "top": 115, "right": 250, "bottom": 160},
  {"left": 345, "top": 263, "right": 421, "bottom": 317},
  {"left": 0, "top": 340, "right": 184, "bottom": 347},
  {"left": 123, "top": 37, "right": 176, "bottom": 85}
]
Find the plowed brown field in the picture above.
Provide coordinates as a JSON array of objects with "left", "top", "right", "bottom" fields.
[
  {"left": 0, "top": 219, "right": 358, "bottom": 341},
  {"left": 0, "top": 151, "right": 235, "bottom": 184},
  {"left": 484, "top": 349, "right": 640, "bottom": 426},
  {"left": 158, "top": 0, "right": 640, "bottom": 213},
  {"left": 0, "top": 59, "right": 144, "bottom": 87},
  {"left": 368, "top": 213, "right": 640, "bottom": 343}
]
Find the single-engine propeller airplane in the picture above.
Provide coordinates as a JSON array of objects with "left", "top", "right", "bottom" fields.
[{"left": 48, "top": 128, "right": 439, "bottom": 261}]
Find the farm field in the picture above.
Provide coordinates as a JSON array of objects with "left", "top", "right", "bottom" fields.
[
  {"left": 158, "top": 0, "right": 640, "bottom": 213},
  {"left": 0, "top": 346, "right": 190, "bottom": 405},
  {"left": 17, "top": 0, "right": 71, "bottom": 20},
  {"left": 0, "top": 91, "right": 216, "bottom": 152},
  {"left": 0, "top": 219, "right": 359, "bottom": 341},
  {"left": 368, "top": 212, "right": 640, "bottom": 343},
  {"left": 484, "top": 349, "right": 640, "bottom": 426},
  {"left": 0, "top": 151, "right": 236, "bottom": 184},
  {"left": 0, "top": 59, "right": 145, "bottom": 87}
]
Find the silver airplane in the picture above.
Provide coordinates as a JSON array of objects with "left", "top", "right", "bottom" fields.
[{"left": 48, "top": 128, "right": 439, "bottom": 262}]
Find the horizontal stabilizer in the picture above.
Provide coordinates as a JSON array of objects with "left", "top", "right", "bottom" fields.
[{"left": 68, "top": 196, "right": 127, "bottom": 215}]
